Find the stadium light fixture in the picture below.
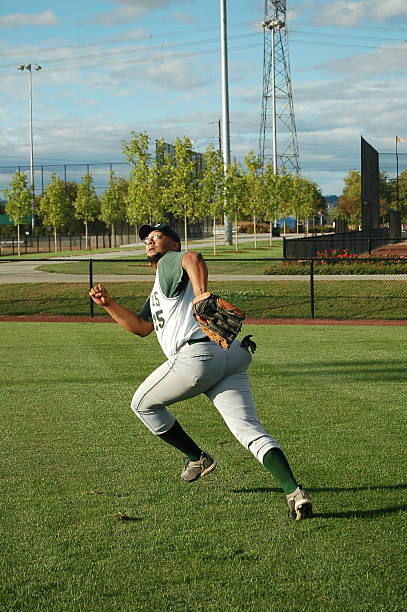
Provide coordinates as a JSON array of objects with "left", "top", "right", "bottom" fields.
[{"left": 17, "top": 63, "right": 42, "bottom": 234}]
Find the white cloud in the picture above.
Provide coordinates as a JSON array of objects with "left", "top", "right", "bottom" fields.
[
  {"left": 146, "top": 59, "right": 211, "bottom": 91},
  {"left": 316, "top": 0, "right": 407, "bottom": 26},
  {"left": 316, "top": 43, "right": 407, "bottom": 77},
  {"left": 294, "top": 76, "right": 407, "bottom": 144},
  {"left": 374, "top": 0, "right": 407, "bottom": 19},
  {"left": 108, "top": 57, "right": 211, "bottom": 92},
  {"left": 121, "top": 28, "right": 145, "bottom": 40},
  {"left": 170, "top": 12, "right": 197, "bottom": 25},
  {"left": 317, "top": 1, "right": 368, "bottom": 26},
  {"left": 96, "top": 0, "right": 185, "bottom": 25},
  {"left": 0, "top": 10, "right": 59, "bottom": 30}
]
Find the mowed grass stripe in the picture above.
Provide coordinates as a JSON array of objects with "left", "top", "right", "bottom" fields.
[
  {"left": 1, "top": 322, "right": 406, "bottom": 611},
  {"left": 2, "top": 278, "right": 407, "bottom": 319}
]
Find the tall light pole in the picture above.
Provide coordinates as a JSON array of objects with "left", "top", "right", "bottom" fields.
[
  {"left": 396, "top": 136, "right": 403, "bottom": 212},
  {"left": 220, "top": 0, "right": 232, "bottom": 245},
  {"left": 18, "top": 63, "right": 42, "bottom": 235}
]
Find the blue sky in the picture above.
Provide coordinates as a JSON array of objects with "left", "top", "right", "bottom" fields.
[{"left": 1, "top": 0, "right": 407, "bottom": 196}]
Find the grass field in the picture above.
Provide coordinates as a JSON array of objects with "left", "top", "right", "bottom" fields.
[
  {"left": 1, "top": 322, "right": 406, "bottom": 611},
  {"left": 2, "top": 277, "right": 407, "bottom": 320}
]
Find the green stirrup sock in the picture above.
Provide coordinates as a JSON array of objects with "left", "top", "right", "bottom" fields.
[
  {"left": 263, "top": 447, "right": 298, "bottom": 495},
  {"left": 158, "top": 420, "right": 202, "bottom": 461}
]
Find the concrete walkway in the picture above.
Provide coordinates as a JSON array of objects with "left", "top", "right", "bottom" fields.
[
  {"left": 1, "top": 260, "right": 406, "bottom": 285},
  {"left": 2, "top": 235, "right": 407, "bottom": 284},
  {"left": 0, "top": 234, "right": 278, "bottom": 284}
]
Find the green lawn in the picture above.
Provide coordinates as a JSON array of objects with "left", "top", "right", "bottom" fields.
[
  {"left": 1, "top": 322, "right": 406, "bottom": 611},
  {"left": 2, "top": 277, "right": 407, "bottom": 320}
]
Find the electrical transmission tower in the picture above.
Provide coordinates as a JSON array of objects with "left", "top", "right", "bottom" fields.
[{"left": 258, "top": 0, "right": 300, "bottom": 174}]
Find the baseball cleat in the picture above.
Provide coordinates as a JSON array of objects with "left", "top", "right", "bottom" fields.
[
  {"left": 181, "top": 452, "right": 217, "bottom": 482},
  {"left": 286, "top": 485, "right": 313, "bottom": 520}
]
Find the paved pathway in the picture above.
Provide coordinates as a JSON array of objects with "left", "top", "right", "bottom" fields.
[
  {"left": 0, "top": 235, "right": 275, "bottom": 284},
  {"left": 1, "top": 259, "right": 407, "bottom": 285},
  {"left": 2, "top": 235, "right": 407, "bottom": 283}
]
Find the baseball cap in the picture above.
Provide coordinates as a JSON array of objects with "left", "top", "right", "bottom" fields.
[{"left": 139, "top": 223, "right": 181, "bottom": 243}]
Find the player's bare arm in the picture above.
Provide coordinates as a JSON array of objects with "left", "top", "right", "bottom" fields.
[
  {"left": 89, "top": 284, "right": 154, "bottom": 337},
  {"left": 181, "top": 251, "right": 208, "bottom": 297},
  {"left": 181, "top": 251, "right": 209, "bottom": 325}
]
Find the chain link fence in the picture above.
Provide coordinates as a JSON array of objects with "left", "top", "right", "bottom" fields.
[
  {"left": 1, "top": 257, "right": 407, "bottom": 321},
  {"left": 0, "top": 221, "right": 211, "bottom": 256}
]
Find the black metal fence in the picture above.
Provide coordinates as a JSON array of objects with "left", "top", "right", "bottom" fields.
[
  {"left": 0, "top": 221, "right": 211, "bottom": 256},
  {"left": 1, "top": 257, "right": 407, "bottom": 321},
  {"left": 283, "top": 230, "right": 401, "bottom": 258},
  {"left": 0, "top": 232, "right": 139, "bottom": 256}
]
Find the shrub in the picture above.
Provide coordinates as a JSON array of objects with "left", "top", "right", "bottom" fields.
[{"left": 264, "top": 248, "right": 407, "bottom": 275}]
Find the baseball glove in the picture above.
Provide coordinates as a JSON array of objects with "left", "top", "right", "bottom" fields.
[{"left": 192, "top": 291, "right": 246, "bottom": 349}]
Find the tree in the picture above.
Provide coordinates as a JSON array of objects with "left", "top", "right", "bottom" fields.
[
  {"left": 123, "top": 132, "right": 165, "bottom": 237},
  {"left": 60, "top": 181, "right": 79, "bottom": 234},
  {"left": 335, "top": 195, "right": 360, "bottom": 226},
  {"left": 263, "top": 164, "right": 282, "bottom": 245},
  {"left": 244, "top": 151, "right": 264, "bottom": 249},
  {"left": 100, "top": 170, "right": 126, "bottom": 247},
  {"left": 224, "top": 162, "right": 247, "bottom": 252},
  {"left": 3, "top": 170, "right": 32, "bottom": 256},
  {"left": 201, "top": 143, "right": 224, "bottom": 254},
  {"left": 73, "top": 174, "right": 99, "bottom": 249},
  {"left": 124, "top": 131, "right": 153, "bottom": 230},
  {"left": 38, "top": 172, "right": 69, "bottom": 253},
  {"left": 336, "top": 170, "right": 361, "bottom": 227},
  {"left": 278, "top": 169, "right": 296, "bottom": 235},
  {"left": 163, "top": 136, "right": 200, "bottom": 250},
  {"left": 295, "top": 177, "right": 323, "bottom": 233}
]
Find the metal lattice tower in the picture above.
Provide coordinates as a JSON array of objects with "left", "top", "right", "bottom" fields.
[{"left": 258, "top": 0, "right": 300, "bottom": 174}]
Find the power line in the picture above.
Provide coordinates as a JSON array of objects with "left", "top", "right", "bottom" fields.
[
  {"left": 1, "top": 17, "right": 405, "bottom": 61},
  {"left": 1, "top": 35, "right": 406, "bottom": 79},
  {"left": 1, "top": 18, "right": 407, "bottom": 76}
]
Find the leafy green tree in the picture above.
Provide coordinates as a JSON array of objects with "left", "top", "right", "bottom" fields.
[
  {"left": 224, "top": 161, "right": 247, "bottom": 252},
  {"left": 336, "top": 170, "right": 361, "bottom": 227},
  {"left": 295, "top": 177, "right": 322, "bottom": 233},
  {"left": 60, "top": 181, "right": 79, "bottom": 234},
  {"left": 73, "top": 174, "right": 99, "bottom": 249},
  {"left": 263, "top": 164, "right": 282, "bottom": 245},
  {"left": 100, "top": 170, "right": 126, "bottom": 246},
  {"left": 163, "top": 137, "right": 200, "bottom": 250},
  {"left": 122, "top": 132, "right": 166, "bottom": 239},
  {"left": 278, "top": 169, "right": 296, "bottom": 234},
  {"left": 201, "top": 143, "right": 224, "bottom": 254},
  {"left": 394, "top": 169, "right": 407, "bottom": 223},
  {"left": 123, "top": 131, "right": 153, "bottom": 231},
  {"left": 244, "top": 151, "right": 264, "bottom": 248},
  {"left": 3, "top": 170, "right": 32, "bottom": 256},
  {"left": 38, "top": 172, "right": 70, "bottom": 253},
  {"left": 378, "top": 171, "right": 407, "bottom": 223}
]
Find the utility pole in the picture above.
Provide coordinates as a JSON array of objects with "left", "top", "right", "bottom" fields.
[
  {"left": 18, "top": 63, "right": 42, "bottom": 235},
  {"left": 220, "top": 0, "right": 233, "bottom": 245},
  {"left": 217, "top": 118, "right": 222, "bottom": 152}
]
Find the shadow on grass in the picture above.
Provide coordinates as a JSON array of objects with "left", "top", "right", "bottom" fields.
[
  {"left": 232, "top": 483, "right": 407, "bottom": 519},
  {"left": 113, "top": 513, "right": 142, "bottom": 522},
  {"left": 232, "top": 483, "right": 407, "bottom": 495},
  {"left": 278, "top": 359, "right": 407, "bottom": 383},
  {"left": 315, "top": 505, "right": 407, "bottom": 519}
]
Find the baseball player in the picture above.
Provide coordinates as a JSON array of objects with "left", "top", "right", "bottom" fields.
[{"left": 89, "top": 223, "right": 312, "bottom": 520}]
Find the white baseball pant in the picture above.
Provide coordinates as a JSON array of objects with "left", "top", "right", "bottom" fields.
[{"left": 131, "top": 339, "right": 280, "bottom": 463}]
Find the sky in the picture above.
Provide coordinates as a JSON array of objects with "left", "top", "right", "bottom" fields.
[{"left": 1, "top": 0, "right": 407, "bottom": 197}]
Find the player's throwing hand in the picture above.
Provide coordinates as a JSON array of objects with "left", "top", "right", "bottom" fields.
[{"left": 89, "top": 284, "right": 111, "bottom": 307}]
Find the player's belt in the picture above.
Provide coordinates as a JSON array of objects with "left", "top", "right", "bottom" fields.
[{"left": 187, "top": 337, "right": 211, "bottom": 345}]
